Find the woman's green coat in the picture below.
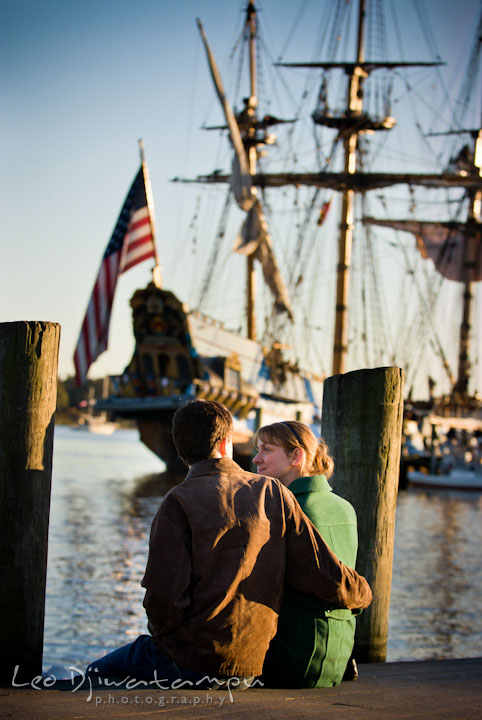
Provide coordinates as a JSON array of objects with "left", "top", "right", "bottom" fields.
[{"left": 262, "top": 474, "right": 358, "bottom": 688}]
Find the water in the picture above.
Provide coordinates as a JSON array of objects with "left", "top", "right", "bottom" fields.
[
  {"left": 43, "top": 426, "right": 482, "bottom": 671},
  {"left": 387, "top": 487, "right": 482, "bottom": 661}
]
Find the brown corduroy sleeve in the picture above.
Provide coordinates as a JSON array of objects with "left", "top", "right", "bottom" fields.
[{"left": 282, "top": 485, "right": 372, "bottom": 610}]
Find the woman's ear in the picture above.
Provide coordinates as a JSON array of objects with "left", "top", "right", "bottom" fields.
[{"left": 292, "top": 447, "right": 303, "bottom": 466}]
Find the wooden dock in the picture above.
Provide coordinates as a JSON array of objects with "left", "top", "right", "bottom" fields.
[{"left": 1, "top": 658, "right": 480, "bottom": 719}]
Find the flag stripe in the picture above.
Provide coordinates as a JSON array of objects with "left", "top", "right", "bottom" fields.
[
  {"left": 119, "top": 206, "right": 155, "bottom": 273},
  {"left": 120, "top": 239, "right": 155, "bottom": 273},
  {"left": 126, "top": 235, "right": 153, "bottom": 254},
  {"left": 93, "top": 278, "right": 103, "bottom": 348},
  {"left": 130, "top": 217, "right": 151, "bottom": 233},
  {"left": 128, "top": 207, "right": 150, "bottom": 231},
  {"left": 73, "top": 167, "right": 155, "bottom": 384},
  {"left": 86, "top": 294, "right": 99, "bottom": 366},
  {"left": 127, "top": 224, "right": 152, "bottom": 244},
  {"left": 122, "top": 250, "right": 157, "bottom": 273},
  {"left": 74, "top": 336, "right": 87, "bottom": 385},
  {"left": 79, "top": 321, "right": 88, "bottom": 373},
  {"left": 96, "top": 260, "right": 108, "bottom": 334},
  {"left": 122, "top": 242, "right": 155, "bottom": 270}
]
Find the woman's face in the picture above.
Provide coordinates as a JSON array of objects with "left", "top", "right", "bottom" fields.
[{"left": 253, "top": 439, "right": 296, "bottom": 485}]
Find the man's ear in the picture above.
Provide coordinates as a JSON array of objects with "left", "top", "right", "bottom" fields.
[{"left": 218, "top": 436, "right": 228, "bottom": 457}]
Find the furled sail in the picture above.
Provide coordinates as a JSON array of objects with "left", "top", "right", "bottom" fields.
[
  {"left": 234, "top": 199, "right": 293, "bottom": 318},
  {"left": 365, "top": 218, "right": 482, "bottom": 282},
  {"left": 196, "top": 18, "right": 254, "bottom": 212}
]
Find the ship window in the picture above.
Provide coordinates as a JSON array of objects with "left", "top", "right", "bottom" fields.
[
  {"left": 158, "top": 353, "right": 169, "bottom": 377},
  {"left": 143, "top": 354, "right": 154, "bottom": 376},
  {"left": 227, "top": 367, "right": 241, "bottom": 389},
  {"left": 176, "top": 354, "right": 191, "bottom": 379}
]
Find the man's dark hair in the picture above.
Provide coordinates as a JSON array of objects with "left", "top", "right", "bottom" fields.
[{"left": 172, "top": 400, "right": 233, "bottom": 466}]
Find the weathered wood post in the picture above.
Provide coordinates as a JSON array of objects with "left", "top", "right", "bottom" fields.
[
  {"left": 321, "top": 366, "right": 404, "bottom": 663},
  {"left": 0, "top": 321, "right": 60, "bottom": 684}
]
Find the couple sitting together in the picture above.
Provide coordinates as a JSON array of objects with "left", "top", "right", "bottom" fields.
[{"left": 87, "top": 400, "right": 372, "bottom": 689}]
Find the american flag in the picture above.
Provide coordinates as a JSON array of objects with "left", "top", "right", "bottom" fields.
[{"left": 73, "top": 166, "right": 156, "bottom": 384}]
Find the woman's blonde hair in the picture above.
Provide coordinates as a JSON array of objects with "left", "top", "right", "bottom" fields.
[{"left": 253, "top": 420, "right": 334, "bottom": 478}]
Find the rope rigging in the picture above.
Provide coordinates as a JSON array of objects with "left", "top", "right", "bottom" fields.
[
  {"left": 376, "top": 191, "right": 454, "bottom": 391},
  {"left": 187, "top": 0, "right": 481, "bottom": 401},
  {"left": 195, "top": 188, "right": 232, "bottom": 313}
]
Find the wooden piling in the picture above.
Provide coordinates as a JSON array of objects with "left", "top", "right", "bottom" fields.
[
  {"left": 321, "top": 366, "right": 404, "bottom": 663},
  {"left": 0, "top": 321, "right": 60, "bottom": 684}
]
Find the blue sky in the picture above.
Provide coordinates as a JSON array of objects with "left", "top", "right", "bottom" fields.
[{"left": 1, "top": 0, "right": 480, "bottom": 394}]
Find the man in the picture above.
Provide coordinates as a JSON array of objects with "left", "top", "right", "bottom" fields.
[{"left": 88, "top": 400, "right": 372, "bottom": 686}]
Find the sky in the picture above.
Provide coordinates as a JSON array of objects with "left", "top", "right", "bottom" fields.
[{"left": 1, "top": 0, "right": 481, "bottom": 394}]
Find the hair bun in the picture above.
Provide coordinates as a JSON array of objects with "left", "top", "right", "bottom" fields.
[{"left": 314, "top": 439, "right": 334, "bottom": 478}]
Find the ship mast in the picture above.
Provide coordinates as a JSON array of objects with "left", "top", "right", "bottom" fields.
[
  {"left": 195, "top": 2, "right": 296, "bottom": 340},
  {"left": 453, "top": 15, "right": 482, "bottom": 400},
  {"left": 332, "top": 0, "right": 366, "bottom": 375},
  {"left": 246, "top": 0, "right": 258, "bottom": 341},
  {"left": 454, "top": 134, "right": 482, "bottom": 400}
]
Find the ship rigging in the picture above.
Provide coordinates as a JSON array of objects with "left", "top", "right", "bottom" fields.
[
  {"left": 178, "top": 0, "right": 482, "bottom": 406},
  {"left": 95, "top": 0, "right": 482, "bottom": 469}
]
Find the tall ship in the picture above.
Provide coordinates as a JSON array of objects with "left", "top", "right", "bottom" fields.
[{"left": 88, "top": 0, "right": 482, "bottom": 472}]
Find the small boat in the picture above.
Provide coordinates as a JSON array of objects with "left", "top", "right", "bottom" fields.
[
  {"left": 407, "top": 468, "right": 482, "bottom": 492},
  {"left": 74, "top": 415, "right": 118, "bottom": 435},
  {"left": 75, "top": 382, "right": 118, "bottom": 435},
  {"left": 406, "top": 414, "right": 482, "bottom": 490}
]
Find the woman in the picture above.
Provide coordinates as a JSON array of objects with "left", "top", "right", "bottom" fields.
[{"left": 253, "top": 420, "right": 358, "bottom": 688}]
